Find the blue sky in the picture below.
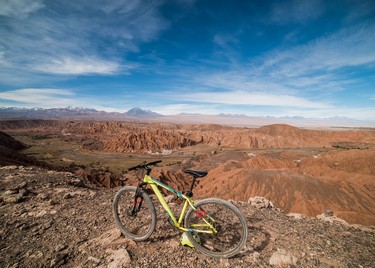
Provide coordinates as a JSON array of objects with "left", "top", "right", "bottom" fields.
[{"left": 0, "top": 0, "right": 375, "bottom": 120}]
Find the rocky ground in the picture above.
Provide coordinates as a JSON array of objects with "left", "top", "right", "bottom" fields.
[
  {"left": 1, "top": 165, "right": 374, "bottom": 267},
  {"left": 2, "top": 123, "right": 375, "bottom": 226}
]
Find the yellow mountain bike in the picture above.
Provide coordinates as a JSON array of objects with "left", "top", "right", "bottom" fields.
[{"left": 112, "top": 160, "right": 248, "bottom": 258}]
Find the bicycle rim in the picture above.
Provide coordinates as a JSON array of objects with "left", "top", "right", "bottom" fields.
[
  {"left": 112, "top": 186, "right": 156, "bottom": 241},
  {"left": 184, "top": 198, "right": 248, "bottom": 258}
]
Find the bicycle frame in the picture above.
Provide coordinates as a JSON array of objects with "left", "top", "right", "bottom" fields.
[{"left": 141, "top": 174, "right": 217, "bottom": 234}]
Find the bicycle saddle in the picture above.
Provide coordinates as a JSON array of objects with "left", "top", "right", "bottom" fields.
[{"left": 183, "top": 170, "right": 208, "bottom": 178}]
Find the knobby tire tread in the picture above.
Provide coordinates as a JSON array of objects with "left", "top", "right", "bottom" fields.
[
  {"left": 112, "top": 186, "right": 157, "bottom": 241},
  {"left": 184, "top": 198, "right": 248, "bottom": 258}
]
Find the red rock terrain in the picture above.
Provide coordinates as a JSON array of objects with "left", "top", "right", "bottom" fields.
[
  {"left": 1, "top": 120, "right": 375, "bottom": 226},
  {"left": 195, "top": 148, "right": 375, "bottom": 225},
  {"left": 1, "top": 120, "right": 375, "bottom": 153}
]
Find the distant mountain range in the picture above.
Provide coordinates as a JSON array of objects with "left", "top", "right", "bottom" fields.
[
  {"left": 0, "top": 106, "right": 374, "bottom": 128},
  {"left": 124, "top": 107, "right": 162, "bottom": 117},
  {"left": 0, "top": 106, "right": 162, "bottom": 119}
]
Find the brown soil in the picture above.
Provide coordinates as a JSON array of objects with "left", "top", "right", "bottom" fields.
[
  {"left": 1, "top": 120, "right": 375, "bottom": 226},
  {"left": 193, "top": 147, "right": 375, "bottom": 225},
  {"left": 1, "top": 166, "right": 374, "bottom": 267},
  {"left": 1, "top": 120, "right": 375, "bottom": 154}
]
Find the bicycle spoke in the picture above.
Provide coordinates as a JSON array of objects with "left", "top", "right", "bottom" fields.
[
  {"left": 112, "top": 186, "right": 156, "bottom": 241},
  {"left": 185, "top": 198, "right": 248, "bottom": 258}
]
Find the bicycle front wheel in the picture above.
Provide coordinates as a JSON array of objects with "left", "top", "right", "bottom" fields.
[
  {"left": 184, "top": 198, "right": 248, "bottom": 258},
  {"left": 112, "top": 186, "right": 157, "bottom": 241}
]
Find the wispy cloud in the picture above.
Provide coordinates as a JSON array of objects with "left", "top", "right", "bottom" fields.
[
  {"left": 34, "top": 56, "right": 121, "bottom": 75},
  {"left": 261, "top": 24, "right": 375, "bottom": 78},
  {"left": 0, "top": 0, "right": 44, "bottom": 19},
  {"left": 0, "top": 88, "right": 129, "bottom": 112},
  {"left": 213, "top": 34, "right": 240, "bottom": 50},
  {"left": 344, "top": 0, "right": 375, "bottom": 23},
  {"left": 269, "top": 0, "right": 324, "bottom": 24},
  {"left": 162, "top": 21, "right": 375, "bottom": 119},
  {"left": 153, "top": 103, "right": 218, "bottom": 115},
  {"left": 0, "top": 88, "right": 75, "bottom": 107},
  {"left": 212, "top": 33, "right": 241, "bottom": 64},
  {"left": 240, "top": 24, "right": 371, "bottom": 90},
  {"left": 0, "top": 0, "right": 168, "bottom": 82},
  {"left": 0, "top": 1, "right": 373, "bottom": 122},
  {"left": 180, "top": 91, "right": 330, "bottom": 109}
]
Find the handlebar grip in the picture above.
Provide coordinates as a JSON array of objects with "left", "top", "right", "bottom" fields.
[
  {"left": 127, "top": 160, "right": 162, "bottom": 171},
  {"left": 147, "top": 160, "right": 162, "bottom": 166},
  {"left": 127, "top": 165, "right": 140, "bottom": 171}
]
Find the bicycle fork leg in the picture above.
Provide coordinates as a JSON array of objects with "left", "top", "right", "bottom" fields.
[{"left": 130, "top": 187, "right": 144, "bottom": 216}]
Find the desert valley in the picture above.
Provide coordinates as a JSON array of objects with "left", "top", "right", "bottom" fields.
[
  {"left": 1, "top": 111, "right": 375, "bottom": 267},
  {"left": 1, "top": 116, "right": 375, "bottom": 225},
  {"left": 2, "top": 0, "right": 375, "bottom": 266}
]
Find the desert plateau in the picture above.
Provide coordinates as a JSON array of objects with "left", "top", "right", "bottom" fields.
[{"left": 1, "top": 119, "right": 375, "bottom": 267}]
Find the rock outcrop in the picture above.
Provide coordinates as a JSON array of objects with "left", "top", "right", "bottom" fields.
[{"left": 1, "top": 120, "right": 375, "bottom": 154}]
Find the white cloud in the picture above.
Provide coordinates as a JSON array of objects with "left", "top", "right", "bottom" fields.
[
  {"left": 179, "top": 91, "right": 331, "bottom": 109},
  {"left": 0, "top": 0, "right": 44, "bottom": 19},
  {"left": 0, "top": 0, "right": 168, "bottom": 81},
  {"left": 0, "top": 49, "right": 5, "bottom": 64},
  {"left": 175, "top": 22, "right": 375, "bottom": 113},
  {"left": 0, "top": 88, "right": 75, "bottom": 107},
  {"left": 34, "top": 56, "right": 120, "bottom": 75},
  {"left": 196, "top": 72, "right": 296, "bottom": 94},
  {"left": 0, "top": 88, "right": 139, "bottom": 112},
  {"left": 153, "top": 103, "right": 218, "bottom": 115},
  {"left": 261, "top": 24, "right": 375, "bottom": 78}
]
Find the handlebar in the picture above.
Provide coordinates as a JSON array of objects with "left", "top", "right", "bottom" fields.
[{"left": 127, "top": 160, "right": 162, "bottom": 172}]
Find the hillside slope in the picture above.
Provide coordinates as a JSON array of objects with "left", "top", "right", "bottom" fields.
[
  {"left": 1, "top": 120, "right": 375, "bottom": 153},
  {"left": 195, "top": 148, "right": 375, "bottom": 225},
  {"left": 0, "top": 166, "right": 374, "bottom": 267},
  {"left": 1, "top": 121, "right": 375, "bottom": 226},
  {"left": 0, "top": 130, "right": 48, "bottom": 167}
]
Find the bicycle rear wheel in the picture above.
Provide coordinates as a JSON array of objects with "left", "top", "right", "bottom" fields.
[
  {"left": 184, "top": 198, "right": 248, "bottom": 258},
  {"left": 112, "top": 186, "right": 156, "bottom": 241}
]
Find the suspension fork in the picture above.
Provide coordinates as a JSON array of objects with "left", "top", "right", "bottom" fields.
[{"left": 130, "top": 182, "right": 147, "bottom": 216}]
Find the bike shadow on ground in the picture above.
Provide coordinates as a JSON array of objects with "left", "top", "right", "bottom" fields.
[
  {"left": 232, "top": 216, "right": 271, "bottom": 259},
  {"left": 153, "top": 215, "right": 272, "bottom": 260},
  {"left": 146, "top": 221, "right": 181, "bottom": 243},
  {"left": 147, "top": 232, "right": 180, "bottom": 243}
]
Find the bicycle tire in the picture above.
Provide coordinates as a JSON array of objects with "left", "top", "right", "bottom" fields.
[
  {"left": 184, "top": 198, "right": 248, "bottom": 258},
  {"left": 112, "top": 186, "right": 157, "bottom": 241}
]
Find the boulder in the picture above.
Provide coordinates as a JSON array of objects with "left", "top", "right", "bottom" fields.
[{"left": 248, "top": 196, "right": 274, "bottom": 209}]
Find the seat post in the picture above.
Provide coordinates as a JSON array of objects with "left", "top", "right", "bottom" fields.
[
  {"left": 186, "top": 176, "right": 196, "bottom": 197},
  {"left": 183, "top": 170, "right": 207, "bottom": 198}
]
